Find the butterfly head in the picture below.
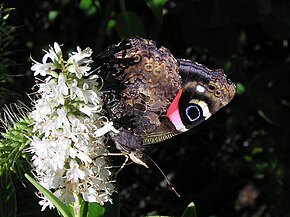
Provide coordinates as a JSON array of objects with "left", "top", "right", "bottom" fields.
[
  {"left": 129, "top": 150, "right": 149, "bottom": 168},
  {"left": 166, "top": 60, "right": 236, "bottom": 133}
]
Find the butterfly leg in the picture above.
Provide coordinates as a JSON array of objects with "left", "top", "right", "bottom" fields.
[{"left": 114, "top": 154, "right": 129, "bottom": 177}]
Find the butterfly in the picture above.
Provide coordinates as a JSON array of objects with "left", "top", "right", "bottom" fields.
[{"left": 96, "top": 37, "right": 236, "bottom": 168}]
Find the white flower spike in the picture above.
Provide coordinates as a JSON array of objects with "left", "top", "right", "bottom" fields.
[{"left": 29, "top": 43, "right": 116, "bottom": 209}]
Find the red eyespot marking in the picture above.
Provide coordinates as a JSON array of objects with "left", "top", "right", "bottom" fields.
[{"left": 166, "top": 89, "right": 183, "bottom": 117}]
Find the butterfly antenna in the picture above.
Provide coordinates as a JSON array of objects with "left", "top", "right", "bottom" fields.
[{"left": 146, "top": 155, "right": 181, "bottom": 197}]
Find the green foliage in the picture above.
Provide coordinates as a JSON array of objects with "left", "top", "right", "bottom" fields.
[
  {"left": 145, "top": 0, "right": 168, "bottom": 23},
  {"left": 87, "top": 202, "right": 105, "bottom": 217},
  {"left": 25, "top": 174, "right": 73, "bottom": 217},
  {"left": 180, "top": 203, "right": 197, "bottom": 217},
  {"left": 0, "top": 104, "right": 32, "bottom": 217},
  {"left": 146, "top": 202, "right": 197, "bottom": 217},
  {"left": 0, "top": 113, "right": 32, "bottom": 176},
  {"left": 26, "top": 173, "right": 121, "bottom": 217},
  {"left": 48, "top": 10, "right": 60, "bottom": 23},
  {"left": 79, "top": 0, "right": 98, "bottom": 16},
  {"left": 236, "top": 82, "right": 245, "bottom": 95}
]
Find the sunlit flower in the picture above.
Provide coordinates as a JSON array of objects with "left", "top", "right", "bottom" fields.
[
  {"left": 30, "top": 59, "right": 56, "bottom": 77},
  {"left": 43, "top": 42, "right": 62, "bottom": 63},
  {"left": 38, "top": 194, "right": 55, "bottom": 211},
  {"left": 31, "top": 42, "right": 63, "bottom": 77},
  {"left": 67, "top": 47, "right": 93, "bottom": 78},
  {"left": 29, "top": 43, "right": 116, "bottom": 209}
]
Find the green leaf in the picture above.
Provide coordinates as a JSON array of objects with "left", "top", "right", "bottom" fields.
[
  {"left": 244, "top": 155, "right": 253, "bottom": 162},
  {"left": 48, "top": 10, "right": 59, "bottom": 22},
  {"left": 25, "top": 173, "right": 73, "bottom": 217},
  {"left": 79, "top": 0, "right": 97, "bottom": 16},
  {"left": 87, "top": 202, "right": 105, "bottom": 217},
  {"left": 146, "top": 0, "right": 168, "bottom": 23},
  {"left": 146, "top": 0, "right": 167, "bottom": 7},
  {"left": 66, "top": 203, "right": 74, "bottom": 217},
  {"left": 79, "top": 0, "right": 92, "bottom": 10},
  {"left": 116, "top": 11, "right": 146, "bottom": 38},
  {"left": 181, "top": 202, "right": 197, "bottom": 217},
  {"left": 236, "top": 82, "right": 245, "bottom": 95},
  {"left": 107, "top": 19, "right": 116, "bottom": 31}
]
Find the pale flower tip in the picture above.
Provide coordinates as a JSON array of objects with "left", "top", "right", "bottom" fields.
[
  {"left": 84, "top": 47, "right": 93, "bottom": 56},
  {"left": 90, "top": 74, "right": 99, "bottom": 80},
  {"left": 53, "top": 42, "right": 62, "bottom": 55}
]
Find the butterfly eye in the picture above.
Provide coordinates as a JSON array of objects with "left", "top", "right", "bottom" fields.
[{"left": 185, "top": 104, "right": 202, "bottom": 122}]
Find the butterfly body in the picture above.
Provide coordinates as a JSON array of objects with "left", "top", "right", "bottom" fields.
[{"left": 96, "top": 37, "right": 236, "bottom": 167}]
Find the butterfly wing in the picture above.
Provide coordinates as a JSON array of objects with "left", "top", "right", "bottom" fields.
[
  {"left": 96, "top": 37, "right": 182, "bottom": 139},
  {"left": 96, "top": 37, "right": 235, "bottom": 167}
]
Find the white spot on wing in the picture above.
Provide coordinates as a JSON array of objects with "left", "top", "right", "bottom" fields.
[{"left": 196, "top": 85, "right": 205, "bottom": 93}]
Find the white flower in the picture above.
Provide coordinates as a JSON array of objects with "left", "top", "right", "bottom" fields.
[
  {"left": 67, "top": 160, "right": 86, "bottom": 182},
  {"left": 92, "top": 121, "right": 118, "bottom": 137},
  {"left": 43, "top": 42, "right": 62, "bottom": 63},
  {"left": 31, "top": 42, "right": 63, "bottom": 76},
  {"left": 29, "top": 43, "right": 116, "bottom": 210},
  {"left": 56, "top": 73, "right": 69, "bottom": 96},
  {"left": 67, "top": 47, "right": 93, "bottom": 78},
  {"left": 38, "top": 195, "right": 55, "bottom": 211},
  {"left": 68, "top": 59, "right": 91, "bottom": 79},
  {"left": 54, "top": 189, "right": 75, "bottom": 204},
  {"left": 68, "top": 47, "right": 93, "bottom": 65},
  {"left": 31, "top": 59, "right": 56, "bottom": 76}
]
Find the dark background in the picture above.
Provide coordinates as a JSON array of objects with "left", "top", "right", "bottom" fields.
[{"left": 1, "top": 0, "right": 290, "bottom": 216}]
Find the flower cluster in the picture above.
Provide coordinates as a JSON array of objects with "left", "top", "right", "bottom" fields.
[{"left": 29, "top": 43, "right": 117, "bottom": 210}]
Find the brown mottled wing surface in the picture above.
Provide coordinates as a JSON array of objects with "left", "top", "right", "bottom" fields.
[{"left": 96, "top": 38, "right": 182, "bottom": 137}]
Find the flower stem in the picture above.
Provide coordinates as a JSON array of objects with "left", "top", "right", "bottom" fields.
[{"left": 73, "top": 193, "right": 81, "bottom": 217}]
